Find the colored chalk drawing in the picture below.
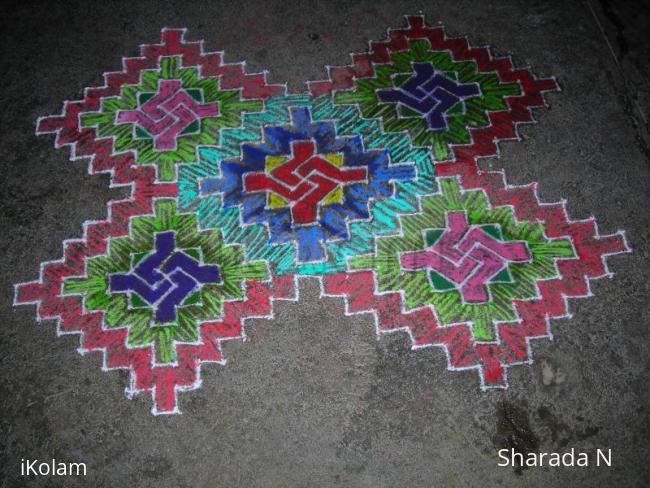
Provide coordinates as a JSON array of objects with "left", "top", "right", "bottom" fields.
[
  {"left": 15, "top": 17, "right": 629, "bottom": 414},
  {"left": 349, "top": 178, "right": 574, "bottom": 343},
  {"left": 62, "top": 200, "right": 267, "bottom": 366}
]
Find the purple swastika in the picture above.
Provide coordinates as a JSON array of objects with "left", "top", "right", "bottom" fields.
[
  {"left": 377, "top": 63, "right": 480, "bottom": 131},
  {"left": 109, "top": 231, "right": 221, "bottom": 323}
]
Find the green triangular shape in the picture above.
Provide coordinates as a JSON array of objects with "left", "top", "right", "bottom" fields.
[
  {"left": 447, "top": 102, "right": 465, "bottom": 116},
  {"left": 394, "top": 73, "right": 412, "bottom": 87},
  {"left": 186, "top": 88, "right": 203, "bottom": 102},
  {"left": 481, "top": 224, "right": 503, "bottom": 240},
  {"left": 399, "top": 106, "right": 421, "bottom": 118},
  {"left": 425, "top": 229, "right": 444, "bottom": 247},
  {"left": 429, "top": 271, "right": 456, "bottom": 291},
  {"left": 181, "top": 120, "right": 200, "bottom": 135},
  {"left": 184, "top": 248, "right": 200, "bottom": 261},
  {"left": 491, "top": 267, "right": 513, "bottom": 284},
  {"left": 135, "top": 126, "right": 152, "bottom": 140},
  {"left": 131, "top": 251, "right": 150, "bottom": 267},
  {"left": 138, "top": 91, "right": 155, "bottom": 104},
  {"left": 182, "top": 291, "right": 201, "bottom": 306},
  {"left": 131, "top": 293, "right": 149, "bottom": 308}
]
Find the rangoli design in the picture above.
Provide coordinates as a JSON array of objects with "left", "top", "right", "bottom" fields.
[{"left": 15, "top": 17, "right": 630, "bottom": 414}]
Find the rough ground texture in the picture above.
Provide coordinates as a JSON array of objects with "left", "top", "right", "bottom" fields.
[{"left": 1, "top": 0, "right": 648, "bottom": 487}]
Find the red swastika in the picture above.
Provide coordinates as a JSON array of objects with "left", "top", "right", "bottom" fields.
[{"left": 244, "top": 141, "right": 367, "bottom": 224}]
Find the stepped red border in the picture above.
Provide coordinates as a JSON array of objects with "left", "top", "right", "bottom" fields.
[
  {"left": 14, "top": 21, "right": 630, "bottom": 414},
  {"left": 13, "top": 177, "right": 298, "bottom": 414},
  {"left": 35, "top": 28, "right": 285, "bottom": 184},
  {"left": 322, "top": 169, "right": 628, "bottom": 388},
  {"left": 309, "top": 15, "right": 559, "bottom": 165}
]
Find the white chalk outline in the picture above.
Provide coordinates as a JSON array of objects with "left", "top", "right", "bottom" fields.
[
  {"left": 337, "top": 173, "right": 630, "bottom": 390},
  {"left": 16, "top": 19, "right": 631, "bottom": 415},
  {"left": 308, "top": 13, "right": 561, "bottom": 166}
]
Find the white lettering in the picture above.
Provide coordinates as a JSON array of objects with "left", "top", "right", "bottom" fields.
[
  {"left": 562, "top": 448, "right": 575, "bottom": 466},
  {"left": 577, "top": 453, "right": 589, "bottom": 467},
  {"left": 512, "top": 450, "right": 524, "bottom": 467},
  {"left": 20, "top": 459, "right": 87, "bottom": 476},
  {"left": 549, "top": 453, "right": 560, "bottom": 466},
  {"left": 495, "top": 448, "right": 608, "bottom": 468},
  {"left": 525, "top": 453, "right": 538, "bottom": 467},
  {"left": 25, "top": 459, "right": 38, "bottom": 476},
  {"left": 597, "top": 449, "right": 612, "bottom": 467},
  {"left": 68, "top": 462, "right": 87, "bottom": 476},
  {"left": 539, "top": 452, "right": 547, "bottom": 465},
  {"left": 497, "top": 449, "right": 510, "bottom": 466}
]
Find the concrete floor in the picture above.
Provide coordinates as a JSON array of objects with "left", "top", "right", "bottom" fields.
[{"left": 1, "top": 0, "right": 648, "bottom": 486}]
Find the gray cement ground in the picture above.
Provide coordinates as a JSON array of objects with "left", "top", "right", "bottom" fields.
[{"left": 1, "top": 1, "right": 648, "bottom": 486}]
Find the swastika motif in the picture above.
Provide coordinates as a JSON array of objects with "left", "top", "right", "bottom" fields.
[
  {"left": 319, "top": 16, "right": 559, "bottom": 161},
  {"left": 377, "top": 63, "right": 480, "bottom": 131},
  {"left": 244, "top": 140, "right": 368, "bottom": 224},
  {"left": 199, "top": 105, "right": 416, "bottom": 262},
  {"left": 14, "top": 18, "right": 630, "bottom": 414},
  {"left": 351, "top": 177, "right": 579, "bottom": 343},
  {"left": 400, "top": 211, "right": 531, "bottom": 303},
  {"left": 109, "top": 231, "right": 222, "bottom": 323},
  {"left": 33, "top": 32, "right": 284, "bottom": 181},
  {"left": 116, "top": 80, "right": 219, "bottom": 151},
  {"left": 57, "top": 199, "right": 269, "bottom": 370}
]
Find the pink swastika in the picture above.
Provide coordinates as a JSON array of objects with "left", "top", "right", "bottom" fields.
[
  {"left": 400, "top": 211, "right": 531, "bottom": 303},
  {"left": 117, "top": 80, "right": 219, "bottom": 151}
]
